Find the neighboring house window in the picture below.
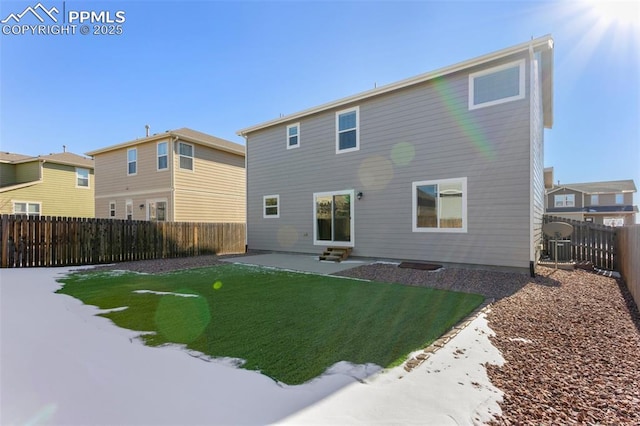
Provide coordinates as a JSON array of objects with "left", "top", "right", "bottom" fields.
[
  {"left": 178, "top": 142, "right": 194, "bottom": 170},
  {"left": 157, "top": 142, "right": 168, "bottom": 170},
  {"left": 469, "top": 59, "right": 525, "bottom": 110},
  {"left": 127, "top": 148, "right": 137, "bottom": 175},
  {"left": 554, "top": 194, "right": 575, "bottom": 208},
  {"left": 615, "top": 193, "right": 624, "bottom": 204},
  {"left": 76, "top": 168, "right": 89, "bottom": 188},
  {"left": 109, "top": 201, "right": 116, "bottom": 218},
  {"left": 13, "top": 202, "right": 41, "bottom": 217},
  {"left": 412, "top": 178, "right": 467, "bottom": 233},
  {"left": 263, "top": 195, "right": 280, "bottom": 218},
  {"left": 148, "top": 200, "right": 167, "bottom": 222},
  {"left": 126, "top": 200, "right": 133, "bottom": 220},
  {"left": 590, "top": 194, "right": 599, "bottom": 205},
  {"left": 336, "top": 107, "right": 359, "bottom": 153},
  {"left": 286, "top": 123, "right": 300, "bottom": 149}
]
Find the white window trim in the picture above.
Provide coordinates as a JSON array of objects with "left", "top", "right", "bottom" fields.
[
  {"left": 468, "top": 59, "right": 525, "bottom": 110},
  {"left": 127, "top": 148, "right": 137, "bottom": 176},
  {"left": 178, "top": 141, "right": 194, "bottom": 171},
  {"left": 335, "top": 106, "right": 360, "bottom": 154},
  {"left": 76, "top": 167, "right": 90, "bottom": 188},
  {"left": 125, "top": 199, "right": 133, "bottom": 220},
  {"left": 146, "top": 198, "right": 168, "bottom": 221},
  {"left": 286, "top": 123, "right": 300, "bottom": 149},
  {"left": 12, "top": 201, "right": 41, "bottom": 216},
  {"left": 109, "top": 201, "right": 116, "bottom": 218},
  {"left": 590, "top": 194, "right": 599, "bottom": 205},
  {"left": 554, "top": 194, "right": 575, "bottom": 208},
  {"left": 313, "top": 189, "right": 355, "bottom": 247},
  {"left": 412, "top": 177, "right": 467, "bottom": 233},
  {"left": 157, "top": 141, "right": 169, "bottom": 171},
  {"left": 263, "top": 194, "right": 280, "bottom": 218}
]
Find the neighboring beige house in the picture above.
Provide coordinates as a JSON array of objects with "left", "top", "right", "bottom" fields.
[
  {"left": 86, "top": 128, "right": 245, "bottom": 222},
  {"left": 545, "top": 168, "right": 637, "bottom": 226},
  {"left": 0, "top": 151, "right": 95, "bottom": 217}
]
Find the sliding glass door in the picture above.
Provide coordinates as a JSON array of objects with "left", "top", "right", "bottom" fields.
[{"left": 313, "top": 190, "right": 354, "bottom": 246}]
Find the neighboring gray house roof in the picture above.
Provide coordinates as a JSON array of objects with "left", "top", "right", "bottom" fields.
[
  {"left": 0, "top": 151, "right": 94, "bottom": 168},
  {"left": 548, "top": 180, "right": 637, "bottom": 195},
  {"left": 86, "top": 127, "right": 245, "bottom": 157},
  {"left": 238, "top": 34, "right": 554, "bottom": 136}
]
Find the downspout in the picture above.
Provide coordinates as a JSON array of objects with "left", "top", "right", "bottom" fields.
[
  {"left": 528, "top": 40, "right": 536, "bottom": 277},
  {"left": 242, "top": 133, "right": 248, "bottom": 253},
  {"left": 170, "top": 136, "right": 179, "bottom": 221}
]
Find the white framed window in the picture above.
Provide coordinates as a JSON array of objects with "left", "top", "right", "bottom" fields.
[
  {"left": 469, "top": 59, "right": 525, "bottom": 110},
  {"left": 109, "top": 201, "right": 116, "bottom": 218},
  {"left": 313, "top": 189, "right": 354, "bottom": 246},
  {"left": 127, "top": 148, "right": 137, "bottom": 175},
  {"left": 590, "top": 194, "right": 599, "bottom": 205},
  {"left": 604, "top": 217, "right": 624, "bottom": 227},
  {"left": 554, "top": 194, "right": 575, "bottom": 208},
  {"left": 76, "top": 168, "right": 89, "bottom": 188},
  {"left": 615, "top": 193, "right": 624, "bottom": 204},
  {"left": 157, "top": 141, "right": 168, "bottom": 171},
  {"left": 178, "top": 142, "right": 194, "bottom": 171},
  {"left": 13, "top": 201, "right": 41, "bottom": 217},
  {"left": 286, "top": 123, "right": 300, "bottom": 149},
  {"left": 412, "top": 178, "right": 467, "bottom": 233},
  {"left": 336, "top": 106, "right": 359, "bottom": 153},
  {"left": 263, "top": 195, "right": 280, "bottom": 218},
  {"left": 148, "top": 199, "right": 167, "bottom": 222},
  {"left": 125, "top": 199, "right": 133, "bottom": 220}
]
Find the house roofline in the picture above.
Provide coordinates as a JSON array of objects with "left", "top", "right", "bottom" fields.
[
  {"left": 237, "top": 35, "right": 554, "bottom": 136},
  {"left": 86, "top": 129, "right": 245, "bottom": 157}
]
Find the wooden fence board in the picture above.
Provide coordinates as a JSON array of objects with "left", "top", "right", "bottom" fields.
[{"left": 0, "top": 214, "right": 246, "bottom": 268}]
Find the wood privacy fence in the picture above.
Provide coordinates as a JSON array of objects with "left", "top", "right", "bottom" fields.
[
  {"left": 0, "top": 215, "right": 246, "bottom": 268},
  {"left": 543, "top": 215, "right": 617, "bottom": 270},
  {"left": 617, "top": 225, "right": 640, "bottom": 311}
]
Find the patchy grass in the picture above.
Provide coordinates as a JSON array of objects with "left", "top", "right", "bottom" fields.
[{"left": 57, "top": 264, "right": 483, "bottom": 385}]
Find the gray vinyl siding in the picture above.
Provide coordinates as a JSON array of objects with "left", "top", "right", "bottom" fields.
[{"left": 247, "top": 53, "right": 534, "bottom": 269}]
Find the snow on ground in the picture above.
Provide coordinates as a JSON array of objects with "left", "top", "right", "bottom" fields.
[{"left": 0, "top": 267, "right": 504, "bottom": 425}]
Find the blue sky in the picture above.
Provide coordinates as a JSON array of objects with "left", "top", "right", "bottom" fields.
[{"left": 1, "top": 0, "right": 638, "bottom": 192}]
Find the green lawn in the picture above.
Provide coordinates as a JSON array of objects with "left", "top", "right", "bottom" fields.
[{"left": 57, "top": 264, "right": 484, "bottom": 385}]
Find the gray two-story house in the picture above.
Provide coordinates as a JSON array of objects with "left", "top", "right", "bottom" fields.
[
  {"left": 238, "top": 36, "right": 554, "bottom": 274},
  {"left": 546, "top": 178, "right": 637, "bottom": 226}
]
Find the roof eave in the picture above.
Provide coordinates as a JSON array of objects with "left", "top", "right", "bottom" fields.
[
  {"left": 237, "top": 34, "right": 554, "bottom": 136},
  {"left": 87, "top": 131, "right": 245, "bottom": 157}
]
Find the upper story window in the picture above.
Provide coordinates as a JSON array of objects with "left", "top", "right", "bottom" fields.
[
  {"left": 469, "top": 59, "right": 525, "bottom": 110},
  {"left": 554, "top": 194, "right": 575, "bottom": 208},
  {"left": 14, "top": 201, "right": 40, "bottom": 217},
  {"left": 336, "top": 106, "right": 359, "bottom": 153},
  {"left": 615, "top": 193, "right": 624, "bottom": 204},
  {"left": 127, "top": 148, "right": 137, "bottom": 175},
  {"left": 109, "top": 201, "right": 116, "bottom": 218},
  {"left": 263, "top": 195, "right": 280, "bottom": 218},
  {"left": 286, "top": 123, "right": 300, "bottom": 149},
  {"left": 76, "top": 168, "right": 89, "bottom": 188},
  {"left": 157, "top": 142, "right": 168, "bottom": 170},
  {"left": 412, "top": 177, "right": 467, "bottom": 233},
  {"left": 178, "top": 142, "right": 194, "bottom": 170},
  {"left": 590, "top": 194, "right": 599, "bottom": 205}
]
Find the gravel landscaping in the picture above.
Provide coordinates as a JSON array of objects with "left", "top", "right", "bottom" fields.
[
  {"left": 82, "top": 255, "right": 640, "bottom": 424},
  {"left": 486, "top": 267, "right": 640, "bottom": 425}
]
